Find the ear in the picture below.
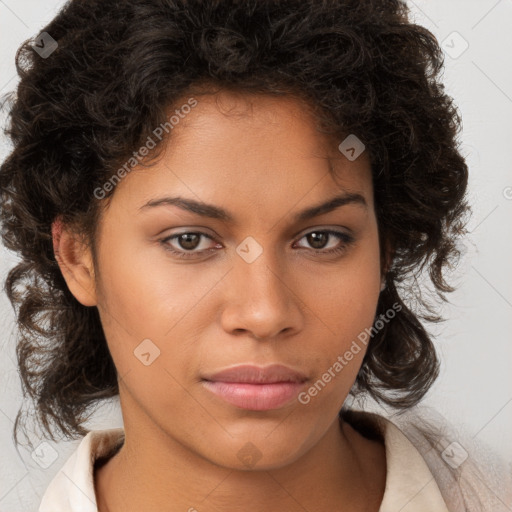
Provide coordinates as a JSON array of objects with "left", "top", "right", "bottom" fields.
[
  {"left": 52, "top": 217, "right": 97, "bottom": 306},
  {"left": 380, "top": 236, "right": 394, "bottom": 284}
]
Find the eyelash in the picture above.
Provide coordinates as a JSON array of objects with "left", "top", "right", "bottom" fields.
[{"left": 159, "top": 229, "right": 355, "bottom": 260}]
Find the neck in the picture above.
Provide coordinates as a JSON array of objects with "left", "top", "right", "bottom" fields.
[{"left": 95, "top": 408, "right": 385, "bottom": 512}]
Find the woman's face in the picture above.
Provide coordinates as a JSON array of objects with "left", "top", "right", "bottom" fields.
[{"left": 86, "top": 91, "right": 382, "bottom": 469}]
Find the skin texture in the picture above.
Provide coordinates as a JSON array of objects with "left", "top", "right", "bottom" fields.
[{"left": 55, "top": 91, "right": 387, "bottom": 511}]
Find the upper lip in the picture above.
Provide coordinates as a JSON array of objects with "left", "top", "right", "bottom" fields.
[{"left": 202, "top": 364, "right": 308, "bottom": 384}]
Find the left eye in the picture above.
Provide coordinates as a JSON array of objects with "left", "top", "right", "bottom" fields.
[
  {"left": 294, "top": 230, "right": 353, "bottom": 252},
  {"left": 160, "top": 229, "right": 354, "bottom": 259}
]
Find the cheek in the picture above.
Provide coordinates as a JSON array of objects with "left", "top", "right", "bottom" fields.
[
  {"left": 95, "top": 231, "right": 217, "bottom": 338},
  {"left": 317, "top": 229, "right": 381, "bottom": 337},
  {"left": 304, "top": 233, "right": 381, "bottom": 387}
]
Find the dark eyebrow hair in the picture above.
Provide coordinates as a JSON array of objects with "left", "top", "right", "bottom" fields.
[{"left": 139, "top": 192, "right": 367, "bottom": 223}]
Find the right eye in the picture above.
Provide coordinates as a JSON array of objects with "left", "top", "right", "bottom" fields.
[{"left": 160, "top": 231, "right": 221, "bottom": 259}]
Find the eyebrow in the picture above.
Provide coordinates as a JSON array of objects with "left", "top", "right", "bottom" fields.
[{"left": 139, "top": 192, "right": 367, "bottom": 223}]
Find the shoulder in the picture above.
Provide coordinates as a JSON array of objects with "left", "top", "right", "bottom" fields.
[
  {"left": 39, "top": 428, "right": 124, "bottom": 512},
  {"left": 342, "top": 405, "right": 512, "bottom": 512}
]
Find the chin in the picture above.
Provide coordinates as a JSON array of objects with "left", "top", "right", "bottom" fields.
[{"left": 200, "top": 431, "right": 310, "bottom": 472}]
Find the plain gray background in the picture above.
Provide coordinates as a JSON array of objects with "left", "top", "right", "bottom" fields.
[{"left": 1, "top": 0, "right": 511, "bottom": 510}]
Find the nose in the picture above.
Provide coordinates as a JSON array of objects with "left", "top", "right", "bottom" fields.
[{"left": 220, "top": 247, "right": 304, "bottom": 340}]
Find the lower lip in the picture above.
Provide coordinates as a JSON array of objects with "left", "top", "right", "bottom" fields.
[{"left": 202, "top": 380, "right": 305, "bottom": 410}]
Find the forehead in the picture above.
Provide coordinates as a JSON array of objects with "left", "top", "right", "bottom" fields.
[
  {"left": 169, "top": 90, "right": 346, "bottom": 160},
  {"left": 107, "top": 90, "right": 374, "bottom": 221}
]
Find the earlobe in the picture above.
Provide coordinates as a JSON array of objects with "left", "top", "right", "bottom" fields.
[{"left": 52, "top": 217, "right": 97, "bottom": 306}]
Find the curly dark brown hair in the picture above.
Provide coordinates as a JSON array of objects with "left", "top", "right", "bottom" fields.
[{"left": 0, "top": 0, "right": 469, "bottom": 443}]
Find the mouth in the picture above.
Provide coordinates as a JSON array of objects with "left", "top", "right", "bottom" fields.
[{"left": 201, "top": 364, "right": 308, "bottom": 411}]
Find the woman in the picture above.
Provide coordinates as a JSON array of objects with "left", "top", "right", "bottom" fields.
[{"left": 1, "top": 0, "right": 510, "bottom": 511}]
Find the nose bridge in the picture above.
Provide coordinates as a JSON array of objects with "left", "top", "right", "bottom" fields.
[
  {"left": 235, "top": 238, "right": 289, "bottom": 306},
  {"left": 221, "top": 236, "right": 301, "bottom": 338}
]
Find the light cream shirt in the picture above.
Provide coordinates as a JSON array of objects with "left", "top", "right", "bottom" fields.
[{"left": 38, "top": 412, "right": 453, "bottom": 512}]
